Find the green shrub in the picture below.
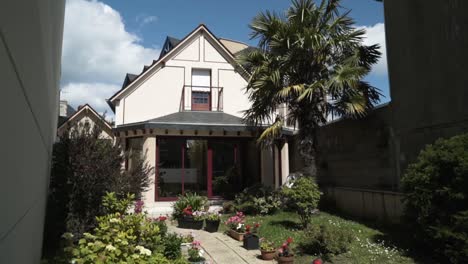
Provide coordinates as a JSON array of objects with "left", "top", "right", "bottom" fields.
[
  {"left": 172, "top": 193, "right": 208, "bottom": 220},
  {"left": 234, "top": 184, "right": 282, "bottom": 215},
  {"left": 63, "top": 193, "right": 169, "bottom": 263},
  {"left": 222, "top": 201, "right": 236, "bottom": 214},
  {"left": 162, "top": 233, "right": 183, "bottom": 260},
  {"left": 281, "top": 177, "right": 321, "bottom": 228},
  {"left": 43, "top": 123, "right": 152, "bottom": 257},
  {"left": 302, "top": 220, "right": 353, "bottom": 259},
  {"left": 102, "top": 192, "right": 134, "bottom": 215},
  {"left": 401, "top": 133, "right": 468, "bottom": 263}
]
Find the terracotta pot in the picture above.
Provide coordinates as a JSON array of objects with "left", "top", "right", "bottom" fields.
[
  {"left": 260, "top": 250, "right": 276, "bottom": 260},
  {"left": 277, "top": 254, "right": 294, "bottom": 264},
  {"left": 228, "top": 229, "right": 245, "bottom": 241}
]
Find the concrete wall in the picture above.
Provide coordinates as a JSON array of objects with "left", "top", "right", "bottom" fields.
[
  {"left": 115, "top": 30, "right": 250, "bottom": 126},
  {"left": 384, "top": 0, "right": 468, "bottom": 179},
  {"left": 323, "top": 187, "right": 403, "bottom": 223},
  {"left": 0, "top": 0, "right": 65, "bottom": 262},
  {"left": 317, "top": 105, "right": 397, "bottom": 190}
]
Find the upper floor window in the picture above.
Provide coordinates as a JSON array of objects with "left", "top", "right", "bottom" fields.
[{"left": 191, "top": 69, "right": 211, "bottom": 111}]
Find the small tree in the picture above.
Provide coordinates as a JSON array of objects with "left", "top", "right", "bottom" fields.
[
  {"left": 281, "top": 177, "right": 321, "bottom": 228},
  {"left": 401, "top": 133, "right": 468, "bottom": 263},
  {"left": 43, "top": 122, "right": 152, "bottom": 256}
]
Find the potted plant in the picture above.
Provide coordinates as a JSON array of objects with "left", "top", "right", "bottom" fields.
[
  {"left": 259, "top": 238, "right": 276, "bottom": 260},
  {"left": 180, "top": 232, "right": 195, "bottom": 256},
  {"left": 243, "top": 223, "right": 260, "bottom": 250},
  {"left": 204, "top": 211, "right": 221, "bottom": 232},
  {"left": 188, "top": 240, "right": 206, "bottom": 264},
  {"left": 225, "top": 212, "right": 246, "bottom": 241},
  {"left": 172, "top": 193, "right": 208, "bottom": 228},
  {"left": 277, "top": 237, "right": 294, "bottom": 264},
  {"left": 192, "top": 210, "right": 206, "bottom": 229}
]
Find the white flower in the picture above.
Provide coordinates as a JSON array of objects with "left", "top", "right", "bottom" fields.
[
  {"left": 105, "top": 244, "right": 116, "bottom": 251},
  {"left": 135, "top": 245, "right": 152, "bottom": 256},
  {"left": 199, "top": 249, "right": 205, "bottom": 257},
  {"left": 62, "top": 232, "right": 74, "bottom": 239}
]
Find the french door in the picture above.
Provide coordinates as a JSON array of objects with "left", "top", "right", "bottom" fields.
[{"left": 156, "top": 137, "right": 241, "bottom": 200}]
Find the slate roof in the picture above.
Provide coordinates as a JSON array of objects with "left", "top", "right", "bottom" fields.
[
  {"left": 115, "top": 111, "right": 251, "bottom": 132},
  {"left": 167, "top": 36, "right": 181, "bottom": 47},
  {"left": 115, "top": 111, "right": 297, "bottom": 135}
]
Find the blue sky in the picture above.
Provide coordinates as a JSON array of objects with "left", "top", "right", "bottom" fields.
[{"left": 61, "top": 0, "right": 389, "bottom": 116}]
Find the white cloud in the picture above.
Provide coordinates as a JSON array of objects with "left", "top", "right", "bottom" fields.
[
  {"left": 61, "top": 82, "right": 119, "bottom": 117},
  {"left": 136, "top": 14, "right": 158, "bottom": 27},
  {"left": 61, "top": 0, "right": 160, "bottom": 114},
  {"left": 358, "top": 23, "right": 387, "bottom": 76}
]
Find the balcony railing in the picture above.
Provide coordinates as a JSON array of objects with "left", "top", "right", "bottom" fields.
[{"left": 180, "top": 85, "right": 223, "bottom": 112}]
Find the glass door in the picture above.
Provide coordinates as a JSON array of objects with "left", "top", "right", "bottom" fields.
[{"left": 157, "top": 138, "right": 208, "bottom": 199}]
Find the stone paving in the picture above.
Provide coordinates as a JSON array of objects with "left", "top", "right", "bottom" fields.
[{"left": 168, "top": 222, "right": 275, "bottom": 264}]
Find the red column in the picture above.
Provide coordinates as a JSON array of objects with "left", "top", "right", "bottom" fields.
[
  {"left": 155, "top": 138, "right": 159, "bottom": 201},
  {"left": 181, "top": 143, "right": 185, "bottom": 195},
  {"left": 207, "top": 144, "right": 213, "bottom": 197}
]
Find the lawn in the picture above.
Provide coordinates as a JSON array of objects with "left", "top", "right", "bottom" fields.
[{"left": 220, "top": 211, "right": 416, "bottom": 264}]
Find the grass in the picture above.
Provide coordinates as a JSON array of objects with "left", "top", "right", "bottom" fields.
[{"left": 220, "top": 211, "right": 418, "bottom": 264}]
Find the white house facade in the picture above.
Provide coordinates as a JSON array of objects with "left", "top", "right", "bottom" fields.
[{"left": 108, "top": 25, "right": 296, "bottom": 203}]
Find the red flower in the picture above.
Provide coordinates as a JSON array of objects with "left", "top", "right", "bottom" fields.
[
  {"left": 183, "top": 206, "right": 193, "bottom": 216},
  {"left": 312, "top": 259, "right": 323, "bottom": 264},
  {"left": 255, "top": 223, "right": 260, "bottom": 228},
  {"left": 158, "top": 216, "right": 167, "bottom": 221},
  {"left": 286, "top": 237, "right": 293, "bottom": 244},
  {"left": 282, "top": 243, "right": 288, "bottom": 249}
]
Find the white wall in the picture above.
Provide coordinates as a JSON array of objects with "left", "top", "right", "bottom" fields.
[
  {"left": 0, "top": 0, "right": 65, "bottom": 262},
  {"left": 57, "top": 110, "right": 114, "bottom": 140},
  {"left": 115, "top": 30, "right": 249, "bottom": 125}
]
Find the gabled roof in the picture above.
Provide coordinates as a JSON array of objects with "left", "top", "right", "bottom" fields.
[
  {"left": 57, "top": 104, "right": 113, "bottom": 132},
  {"left": 107, "top": 24, "right": 250, "bottom": 111}
]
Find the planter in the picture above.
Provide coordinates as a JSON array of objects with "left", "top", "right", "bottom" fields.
[
  {"left": 242, "top": 234, "right": 259, "bottom": 250},
  {"left": 188, "top": 260, "right": 206, "bottom": 264},
  {"left": 178, "top": 217, "right": 204, "bottom": 229},
  {"left": 260, "top": 250, "right": 276, "bottom": 260},
  {"left": 180, "top": 243, "right": 191, "bottom": 256},
  {"left": 205, "top": 219, "right": 220, "bottom": 233},
  {"left": 228, "top": 229, "right": 245, "bottom": 241},
  {"left": 277, "top": 255, "right": 294, "bottom": 264}
]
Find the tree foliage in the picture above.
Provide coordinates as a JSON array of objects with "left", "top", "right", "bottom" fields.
[
  {"left": 401, "top": 133, "right": 468, "bottom": 263},
  {"left": 43, "top": 122, "right": 152, "bottom": 257},
  {"left": 239, "top": 0, "right": 381, "bottom": 175},
  {"left": 281, "top": 176, "right": 321, "bottom": 228}
]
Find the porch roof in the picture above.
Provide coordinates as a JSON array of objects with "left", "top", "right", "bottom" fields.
[
  {"left": 115, "top": 111, "right": 252, "bottom": 132},
  {"left": 115, "top": 111, "right": 297, "bottom": 135}
]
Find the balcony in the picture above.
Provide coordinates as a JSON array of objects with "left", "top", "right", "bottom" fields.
[{"left": 180, "top": 85, "right": 223, "bottom": 112}]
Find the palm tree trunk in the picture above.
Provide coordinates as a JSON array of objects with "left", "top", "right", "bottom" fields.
[{"left": 298, "top": 119, "right": 318, "bottom": 177}]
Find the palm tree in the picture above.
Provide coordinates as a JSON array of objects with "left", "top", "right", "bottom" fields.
[{"left": 239, "top": 0, "right": 381, "bottom": 176}]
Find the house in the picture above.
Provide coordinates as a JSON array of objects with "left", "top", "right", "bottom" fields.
[
  {"left": 1, "top": 0, "right": 65, "bottom": 262},
  {"left": 57, "top": 103, "right": 114, "bottom": 140},
  {"left": 107, "top": 24, "right": 296, "bottom": 203}
]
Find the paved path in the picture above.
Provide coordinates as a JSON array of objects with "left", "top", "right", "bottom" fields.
[{"left": 168, "top": 222, "right": 275, "bottom": 264}]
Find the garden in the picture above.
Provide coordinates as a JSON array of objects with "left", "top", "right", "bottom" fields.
[{"left": 171, "top": 177, "right": 417, "bottom": 264}]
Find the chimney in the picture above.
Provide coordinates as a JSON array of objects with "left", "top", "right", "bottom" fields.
[{"left": 59, "top": 100, "right": 68, "bottom": 117}]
